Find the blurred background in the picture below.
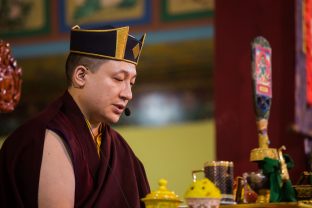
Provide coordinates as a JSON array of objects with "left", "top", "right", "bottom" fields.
[
  {"left": 0, "top": 0, "right": 214, "bottom": 197},
  {"left": 0, "top": 0, "right": 310, "bottom": 199}
]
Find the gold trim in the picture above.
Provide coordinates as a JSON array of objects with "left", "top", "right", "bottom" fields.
[
  {"left": 115, "top": 27, "right": 129, "bottom": 59},
  {"left": 69, "top": 26, "right": 145, "bottom": 65},
  {"left": 278, "top": 146, "right": 290, "bottom": 181},
  {"left": 204, "top": 161, "right": 233, "bottom": 167},
  {"left": 84, "top": 118, "right": 102, "bottom": 157},
  {"left": 258, "top": 133, "right": 269, "bottom": 149},
  {"left": 250, "top": 147, "right": 278, "bottom": 161},
  {"left": 72, "top": 25, "right": 80, "bottom": 30},
  {"left": 71, "top": 26, "right": 130, "bottom": 33},
  {"left": 70, "top": 50, "right": 137, "bottom": 65},
  {"left": 136, "top": 33, "right": 146, "bottom": 64}
]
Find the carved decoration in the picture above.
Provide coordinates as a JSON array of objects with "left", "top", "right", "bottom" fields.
[{"left": 0, "top": 40, "right": 22, "bottom": 113}]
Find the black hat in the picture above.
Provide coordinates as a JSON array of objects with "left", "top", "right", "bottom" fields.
[{"left": 70, "top": 25, "right": 146, "bottom": 65}]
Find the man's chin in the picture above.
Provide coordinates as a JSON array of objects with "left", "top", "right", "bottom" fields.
[{"left": 105, "top": 115, "right": 121, "bottom": 124}]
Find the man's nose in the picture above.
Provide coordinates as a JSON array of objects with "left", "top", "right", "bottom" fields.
[{"left": 120, "top": 83, "right": 133, "bottom": 101}]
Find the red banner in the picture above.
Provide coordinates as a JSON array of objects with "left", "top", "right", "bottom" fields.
[{"left": 305, "top": 0, "right": 312, "bottom": 105}]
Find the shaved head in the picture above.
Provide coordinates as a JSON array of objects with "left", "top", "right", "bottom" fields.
[{"left": 65, "top": 53, "right": 108, "bottom": 86}]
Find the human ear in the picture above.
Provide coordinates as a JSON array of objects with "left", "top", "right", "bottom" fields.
[{"left": 72, "top": 65, "right": 88, "bottom": 88}]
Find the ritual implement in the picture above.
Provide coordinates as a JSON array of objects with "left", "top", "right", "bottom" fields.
[
  {"left": 250, "top": 36, "right": 278, "bottom": 162},
  {"left": 246, "top": 37, "right": 295, "bottom": 203}
]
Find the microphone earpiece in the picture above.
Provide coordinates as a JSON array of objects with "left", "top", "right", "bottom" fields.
[{"left": 125, "top": 107, "right": 131, "bottom": 116}]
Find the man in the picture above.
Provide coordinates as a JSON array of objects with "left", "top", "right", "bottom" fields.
[{"left": 0, "top": 25, "right": 150, "bottom": 207}]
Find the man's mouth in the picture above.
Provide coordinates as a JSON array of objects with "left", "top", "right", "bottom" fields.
[{"left": 112, "top": 104, "right": 125, "bottom": 114}]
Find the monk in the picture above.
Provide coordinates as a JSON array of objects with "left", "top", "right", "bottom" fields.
[{"left": 0, "top": 25, "right": 150, "bottom": 207}]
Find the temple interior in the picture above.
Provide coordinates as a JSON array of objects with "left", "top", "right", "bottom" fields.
[{"left": 0, "top": 0, "right": 311, "bottom": 206}]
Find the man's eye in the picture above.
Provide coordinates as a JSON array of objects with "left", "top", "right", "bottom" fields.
[{"left": 114, "top": 77, "right": 123, "bottom": 81}]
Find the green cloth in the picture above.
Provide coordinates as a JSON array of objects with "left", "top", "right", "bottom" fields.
[
  {"left": 74, "top": 0, "right": 100, "bottom": 20},
  {"left": 259, "top": 154, "right": 297, "bottom": 202}
]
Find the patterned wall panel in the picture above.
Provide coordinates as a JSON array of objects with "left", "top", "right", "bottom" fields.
[
  {"left": 58, "top": 0, "right": 152, "bottom": 32},
  {"left": 0, "top": 0, "right": 50, "bottom": 38}
]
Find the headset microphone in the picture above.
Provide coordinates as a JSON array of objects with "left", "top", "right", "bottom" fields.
[{"left": 124, "top": 108, "right": 131, "bottom": 116}]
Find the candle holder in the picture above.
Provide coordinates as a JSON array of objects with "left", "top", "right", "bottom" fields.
[{"left": 243, "top": 170, "right": 270, "bottom": 203}]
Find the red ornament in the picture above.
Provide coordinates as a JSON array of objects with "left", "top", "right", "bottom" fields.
[{"left": 0, "top": 40, "right": 22, "bottom": 113}]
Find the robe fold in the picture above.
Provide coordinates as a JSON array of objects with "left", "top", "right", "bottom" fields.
[{"left": 0, "top": 91, "right": 150, "bottom": 207}]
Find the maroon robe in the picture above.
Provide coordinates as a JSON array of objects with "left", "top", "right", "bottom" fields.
[{"left": 0, "top": 91, "right": 150, "bottom": 207}]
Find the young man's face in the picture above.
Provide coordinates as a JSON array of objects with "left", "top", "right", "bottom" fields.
[{"left": 81, "top": 60, "right": 136, "bottom": 124}]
